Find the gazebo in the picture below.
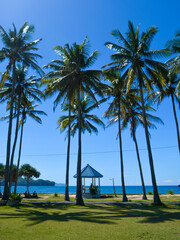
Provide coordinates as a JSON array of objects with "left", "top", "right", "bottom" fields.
[{"left": 74, "top": 164, "right": 103, "bottom": 198}]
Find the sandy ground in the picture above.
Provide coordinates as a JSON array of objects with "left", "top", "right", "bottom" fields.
[
  {"left": 38, "top": 195, "right": 50, "bottom": 199},
  {"left": 22, "top": 193, "right": 180, "bottom": 201},
  {"left": 67, "top": 193, "right": 180, "bottom": 200}
]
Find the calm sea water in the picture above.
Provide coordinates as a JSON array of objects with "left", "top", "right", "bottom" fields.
[{"left": 1, "top": 185, "right": 179, "bottom": 194}]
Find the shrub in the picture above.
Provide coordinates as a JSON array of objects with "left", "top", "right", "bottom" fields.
[
  {"left": 168, "top": 189, "right": 174, "bottom": 195},
  {"left": 9, "top": 193, "right": 22, "bottom": 202},
  {"left": 89, "top": 185, "right": 98, "bottom": 195},
  {"left": 147, "top": 191, "right": 153, "bottom": 195},
  {"left": 54, "top": 192, "right": 58, "bottom": 197}
]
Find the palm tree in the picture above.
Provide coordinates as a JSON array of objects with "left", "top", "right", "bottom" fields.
[
  {"left": 19, "top": 164, "right": 40, "bottom": 192},
  {"left": 43, "top": 53, "right": 75, "bottom": 201},
  {"left": 10, "top": 165, "right": 18, "bottom": 190},
  {"left": 166, "top": 32, "right": 180, "bottom": 71},
  {"left": 121, "top": 94, "right": 163, "bottom": 200},
  {"left": 0, "top": 65, "right": 43, "bottom": 194},
  {"left": 150, "top": 67, "right": 180, "bottom": 153},
  {"left": 103, "top": 21, "right": 170, "bottom": 204},
  {"left": 103, "top": 71, "right": 128, "bottom": 202},
  {"left": 14, "top": 99, "right": 47, "bottom": 194},
  {"left": 58, "top": 95, "right": 105, "bottom": 136},
  {"left": 58, "top": 96, "right": 105, "bottom": 202},
  {"left": 44, "top": 38, "right": 103, "bottom": 205},
  {"left": 0, "top": 22, "right": 43, "bottom": 200},
  {"left": 0, "top": 163, "right": 5, "bottom": 195}
]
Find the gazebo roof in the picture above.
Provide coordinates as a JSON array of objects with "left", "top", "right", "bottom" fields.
[{"left": 73, "top": 164, "right": 103, "bottom": 178}]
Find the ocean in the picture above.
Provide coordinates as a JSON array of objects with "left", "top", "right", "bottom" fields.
[{"left": 1, "top": 185, "right": 179, "bottom": 194}]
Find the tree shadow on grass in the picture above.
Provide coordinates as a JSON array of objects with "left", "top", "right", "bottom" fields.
[
  {"left": 86, "top": 203, "right": 180, "bottom": 223},
  {"left": 0, "top": 203, "right": 179, "bottom": 226},
  {"left": 0, "top": 205, "right": 114, "bottom": 226}
]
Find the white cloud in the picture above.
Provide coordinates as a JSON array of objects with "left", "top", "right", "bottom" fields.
[{"left": 163, "top": 180, "right": 173, "bottom": 183}]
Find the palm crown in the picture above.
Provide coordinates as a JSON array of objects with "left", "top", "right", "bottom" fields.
[
  {"left": 121, "top": 95, "right": 163, "bottom": 138},
  {"left": 0, "top": 65, "right": 43, "bottom": 104},
  {"left": 58, "top": 95, "right": 105, "bottom": 137},
  {"left": 103, "top": 21, "right": 170, "bottom": 92},
  {"left": 43, "top": 37, "right": 103, "bottom": 103},
  {"left": 0, "top": 22, "right": 43, "bottom": 76}
]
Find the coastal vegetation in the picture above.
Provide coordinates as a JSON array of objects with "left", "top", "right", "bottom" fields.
[
  {"left": 1, "top": 177, "right": 55, "bottom": 187},
  {"left": 18, "top": 164, "right": 40, "bottom": 192},
  {"left": 0, "top": 21, "right": 179, "bottom": 207}
]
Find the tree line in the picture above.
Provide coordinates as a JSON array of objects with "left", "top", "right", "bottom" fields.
[{"left": 0, "top": 21, "right": 179, "bottom": 205}]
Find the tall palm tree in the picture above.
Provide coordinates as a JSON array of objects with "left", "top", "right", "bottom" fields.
[
  {"left": 43, "top": 54, "right": 75, "bottom": 202},
  {"left": 150, "top": 67, "right": 180, "bottom": 153},
  {"left": 0, "top": 65, "right": 43, "bottom": 193},
  {"left": 121, "top": 95, "right": 163, "bottom": 200},
  {"left": 44, "top": 38, "right": 103, "bottom": 205},
  {"left": 58, "top": 96, "right": 105, "bottom": 201},
  {"left": 103, "top": 21, "right": 170, "bottom": 204},
  {"left": 103, "top": 71, "right": 129, "bottom": 202},
  {"left": 0, "top": 22, "right": 43, "bottom": 200},
  {"left": 14, "top": 99, "right": 47, "bottom": 194}
]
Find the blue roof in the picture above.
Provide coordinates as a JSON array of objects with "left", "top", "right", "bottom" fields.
[{"left": 74, "top": 164, "right": 103, "bottom": 178}]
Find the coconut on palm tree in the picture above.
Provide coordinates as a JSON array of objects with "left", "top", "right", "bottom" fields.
[
  {"left": 103, "top": 21, "right": 171, "bottom": 204},
  {"left": 0, "top": 22, "right": 43, "bottom": 200}
]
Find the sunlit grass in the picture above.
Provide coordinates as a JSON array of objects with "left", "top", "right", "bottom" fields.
[
  {"left": 21, "top": 193, "right": 180, "bottom": 203},
  {"left": 0, "top": 202, "right": 179, "bottom": 240}
]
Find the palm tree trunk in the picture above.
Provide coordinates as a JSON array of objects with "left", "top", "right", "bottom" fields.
[
  {"left": 118, "top": 102, "right": 128, "bottom": 202},
  {"left": 65, "top": 101, "right": 71, "bottom": 201},
  {"left": 27, "top": 178, "right": 29, "bottom": 192},
  {"left": 3, "top": 61, "right": 16, "bottom": 200},
  {"left": 8, "top": 95, "right": 21, "bottom": 194},
  {"left": 132, "top": 121, "right": 147, "bottom": 200},
  {"left": 139, "top": 77, "right": 161, "bottom": 205},
  {"left": 14, "top": 118, "right": 24, "bottom": 194},
  {"left": 76, "top": 85, "right": 84, "bottom": 206},
  {"left": 171, "top": 93, "right": 180, "bottom": 154}
]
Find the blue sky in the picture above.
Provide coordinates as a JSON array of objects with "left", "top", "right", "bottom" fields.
[{"left": 0, "top": 0, "right": 179, "bottom": 186}]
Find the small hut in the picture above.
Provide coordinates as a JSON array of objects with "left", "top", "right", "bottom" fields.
[{"left": 74, "top": 164, "right": 103, "bottom": 198}]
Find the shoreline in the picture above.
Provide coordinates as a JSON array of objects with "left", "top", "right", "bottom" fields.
[{"left": 36, "top": 193, "right": 180, "bottom": 196}]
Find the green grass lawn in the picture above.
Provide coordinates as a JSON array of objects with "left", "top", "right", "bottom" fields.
[
  {"left": 0, "top": 202, "right": 180, "bottom": 240},
  {"left": 21, "top": 193, "right": 180, "bottom": 203}
]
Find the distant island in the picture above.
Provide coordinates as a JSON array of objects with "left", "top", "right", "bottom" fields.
[{"left": 1, "top": 178, "right": 55, "bottom": 186}]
